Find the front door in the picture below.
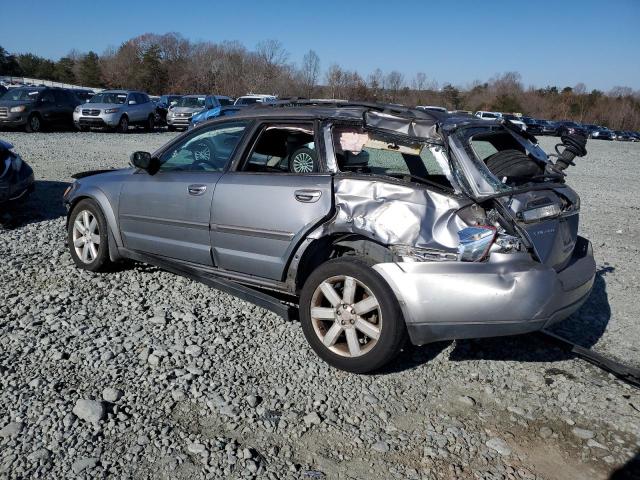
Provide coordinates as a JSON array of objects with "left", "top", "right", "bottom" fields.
[
  {"left": 119, "top": 120, "right": 250, "bottom": 265},
  {"left": 211, "top": 122, "right": 332, "bottom": 280}
]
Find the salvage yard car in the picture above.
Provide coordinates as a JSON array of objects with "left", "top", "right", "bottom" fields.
[
  {"left": 63, "top": 101, "right": 596, "bottom": 373},
  {"left": 73, "top": 90, "right": 156, "bottom": 132},
  {"left": 0, "top": 86, "right": 81, "bottom": 132},
  {"left": 167, "top": 94, "right": 221, "bottom": 131}
]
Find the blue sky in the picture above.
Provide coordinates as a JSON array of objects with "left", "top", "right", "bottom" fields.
[{"left": 2, "top": 0, "right": 639, "bottom": 91}]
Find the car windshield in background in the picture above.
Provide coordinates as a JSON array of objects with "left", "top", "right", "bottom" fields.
[
  {"left": 176, "top": 97, "right": 205, "bottom": 108},
  {"left": 89, "top": 93, "right": 127, "bottom": 104},
  {"left": 1, "top": 88, "right": 41, "bottom": 101},
  {"left": 483, "top": 113, "right": 498, "bottom": 118},
  {"left": 235, "top": 97, "right": 260, "bottom": 105},
  {"left": 503, "top": 114, "right": 519, "bottom": 120}
]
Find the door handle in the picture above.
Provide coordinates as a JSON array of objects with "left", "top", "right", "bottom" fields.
[
  {"left": 294, "top": 189, "right": 322, "bottom": 203},
  {"left": 188, "top": 184, "right": 207, "bottom": 196}
]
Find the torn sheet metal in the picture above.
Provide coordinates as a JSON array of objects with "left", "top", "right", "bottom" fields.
[
  {"left": 323, "top": 177, "right": 471, "bottom": 250},
  {"left": 364, "top": 111, "right": 440, "bottom": 142}
]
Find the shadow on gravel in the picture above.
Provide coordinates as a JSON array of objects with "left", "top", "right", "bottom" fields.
[
  {"left": 384, "top": 267, "right": 612, "bottom": 372},
  {"left": 0, "top": 180, "right": 69, "bottom": 229},
  {"left": 609, "top": 452, "right": 640, "bottom": 480}
]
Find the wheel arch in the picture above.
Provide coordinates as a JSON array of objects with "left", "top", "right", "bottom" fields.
[
  {"left": 66, "top": 188, "right": 122, "bottom": 249},
  {"left": 287, "top": 232, "right": 395, "bottom": 293}
]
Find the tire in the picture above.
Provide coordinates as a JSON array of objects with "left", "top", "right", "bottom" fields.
[
  {"left": 484, "top": 149, "right": 542, "bottom": 179},
  {"left": 168, "top": 125, "right": 176, "bottom": 132},
  {"left": 25, "top": 114, "right": 42, "bottom": 133},
  {"left": 299, "top": 257, "right": 406, "bottom": 373},
  {"left": 289, "top": 147, "right": 318, "bottom": 173},
  {"left": 145, "top": 115, "right": 155, "bottom": 132},
  {"left": 116, "top": 115, "right": 129, "bottom": 133},
  {"left": 67, "top": 199, "right": 111, "bottom": 272}
]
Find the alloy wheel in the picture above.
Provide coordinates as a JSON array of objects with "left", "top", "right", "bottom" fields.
[
  {"left": 310, "top": 275, "right": 382, "bottom": 357},
  {"left": 30, "top": 116, "right": 41, "bottom": 132},
  {"left": 292, "top": 152, "right": 314, "bottom": 173},
  {"left": 72, "top": 210, "right": 101, "bottom": 264}
]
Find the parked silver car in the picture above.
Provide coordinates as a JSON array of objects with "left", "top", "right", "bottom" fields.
[
  {"left": 73, "top": 90, "right": 156, "bottom": 132},
  {"left": 167, "top": 95, "right": 220, "bottom": 131},
  {"left": 63, "top": 102, "right": 595, "bottom": 373}
]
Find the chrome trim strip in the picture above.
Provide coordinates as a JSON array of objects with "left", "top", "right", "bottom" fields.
[
  {"left": 211, "top": 223, "right": 294, "bottom": 240},
  {"left": 119, "top": 213, "right": 209, "bottom": 230}
]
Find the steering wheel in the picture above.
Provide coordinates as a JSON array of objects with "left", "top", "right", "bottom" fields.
[{"left": 188, "top": 140, "right": 219, "bottom": 170}]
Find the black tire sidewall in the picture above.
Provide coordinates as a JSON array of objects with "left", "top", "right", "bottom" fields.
[
  {"left": 67, "top": 199, "right": 110, "bottom": 272},
  {"left": 146, "top": 115, "right": 155, "bottom": 131},
  {"left": 299, "top": 257, "right": 406, "bottom": 373},
  {"left": 26, "top": 114, "right": 41, "bottom": 133}
]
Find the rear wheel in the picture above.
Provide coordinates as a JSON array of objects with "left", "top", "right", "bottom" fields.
[
  {"left": 145, "top": 114, "right": 155, "bottom": 132},
  {"left": 25, "top": 114, "right": 42, "bottom": 133},
  {"left": 299, "top": 257, "right": 406, "bottom": 373},
  {"left": 67, "top": 199, "right": 111, "bottom": 272}
]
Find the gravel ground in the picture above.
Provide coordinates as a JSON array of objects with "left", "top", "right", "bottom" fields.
[{"left": 0, "top": 130, "right": 639, "bottom": 479}]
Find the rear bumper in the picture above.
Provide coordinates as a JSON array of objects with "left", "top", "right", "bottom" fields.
[{"left": 373, "top": 237, "right": 596, "bottom": 345}]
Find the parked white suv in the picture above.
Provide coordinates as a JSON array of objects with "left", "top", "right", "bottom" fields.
[
  {"left": 234, "top": 94, "right": 277, "bottom": 106},
  {"left": 73, "top": 90, "right": 156, "bottom": 132},
  {"left": 475, "top": 111, "right": 527, "bottom": 131}
]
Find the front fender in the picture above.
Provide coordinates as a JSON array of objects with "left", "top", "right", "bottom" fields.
[{"left": 66, "top": 184, "right": 123, "bottom": 247}]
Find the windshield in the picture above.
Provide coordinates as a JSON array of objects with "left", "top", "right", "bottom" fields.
[
  {"left": 481, "top": 112, "right": 499, "bottom": 119},
  {"left": 1, "top": 88, "right": 41, "bottom": 102},
  {"left": 89, "top": 92, "right": 127, "bottom": 104},
  {"left": 176, "top": 96, "right": 205, "bottom": 108}
]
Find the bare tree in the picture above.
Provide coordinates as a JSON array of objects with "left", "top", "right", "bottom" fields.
[
  {"left": 385, "top": 70, "right": 404, "bottom": 102},
  {"left": 300, "top": 50, "right": 320, "bottom": 98}
]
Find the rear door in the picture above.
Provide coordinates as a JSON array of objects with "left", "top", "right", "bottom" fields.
[
  {"left": 118, "top": 120, "right": 250, "bottom": 265},
  {"left": 211, "top": 121, "right": 332, "bottom": 280}
]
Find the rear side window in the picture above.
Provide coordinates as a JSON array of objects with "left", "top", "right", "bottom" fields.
[{"left": 241, "top": 124, "right": 318, "bottom": 174}]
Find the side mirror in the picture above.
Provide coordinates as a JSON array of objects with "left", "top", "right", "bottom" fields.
[{"left": 130, "top": 151, "right": 159, "bottom": 174}]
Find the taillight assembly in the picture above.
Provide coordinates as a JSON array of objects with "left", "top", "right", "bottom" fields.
[{"left": 457, "top": 226, "right": 496, "bottom": 261}]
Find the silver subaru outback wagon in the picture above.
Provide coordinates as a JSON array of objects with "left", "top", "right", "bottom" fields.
[{"left": 63, "top": 101, "right": 595, "bottom": 373}]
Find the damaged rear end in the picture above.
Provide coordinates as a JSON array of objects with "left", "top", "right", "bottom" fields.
[{"left": 363, "top": 114, "right": 596, "bottom": 345}]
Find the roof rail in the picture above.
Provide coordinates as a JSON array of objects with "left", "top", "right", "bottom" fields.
[{"left": 247, "top": 98, "right": 433, "bottom": 118}]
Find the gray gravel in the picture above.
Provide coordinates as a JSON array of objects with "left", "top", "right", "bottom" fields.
[{"left": 0, "top": 130, "right": 639, "bottom": 479}]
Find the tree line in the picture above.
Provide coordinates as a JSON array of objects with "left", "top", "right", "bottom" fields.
[{"left": 1, "top": 33, "right": 639, "bottom": 130}]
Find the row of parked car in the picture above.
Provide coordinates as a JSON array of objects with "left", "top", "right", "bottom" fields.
[
  {"left": 416, "top": 106, "right": 640, "bottom": 142},
  {"left": 0, "top": 85, "right": 277, "bottom": 133}
]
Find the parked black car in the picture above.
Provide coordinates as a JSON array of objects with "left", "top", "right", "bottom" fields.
[
  {"left": 521, "top": 117, "right": 543, "bottom": 135},
  {"left": 0, "top": 86, "right": 81, "bottom": 132},
  {"left": 0, "top": 85, "right": 7, "bottom": 96},
  {"left": 155, "top": 94, "right": 182, "bottom": 124},
  {"left": 583, "top": 124, "right": 614, "bottom": 140},
  {"left": 555, "top": 121, "right": 587, "bottom": 137},
  {"left": 72, "top": 89, "right": 95, "bottom": 103},
  {"left": 613, "top": 130, "right": 634, "bottom": 141},
  {"left": 535, "top": 119, "right": 558, "bottom": 136},
  {"left": 0, "top": 139, "right": 34, "bottom": 205}
]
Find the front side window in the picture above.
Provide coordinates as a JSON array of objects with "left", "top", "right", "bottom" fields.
[
  {"left": 159, "top": 121, "right": 248, "bottom": 173},
  {"left": 241, "top": 124, "right": 317, "bottom": 174}
]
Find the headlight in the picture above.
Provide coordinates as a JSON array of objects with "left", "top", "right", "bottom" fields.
[
  {"left": 104, "top": 108, "right": 119, "bottom": 114},
  {"left": 63, "top": 181, "right": 79, "bottom": 199},
  {"left": 457, "top": 226, "right": 496, "bottom": 261},
  {"left": 10, "top": 105, "right": 26, "bottom": 113},
  {"left": 74, "top": 106, "right": 80, "bottom": 113}
]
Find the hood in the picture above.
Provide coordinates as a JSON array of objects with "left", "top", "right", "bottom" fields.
[
  {"left": 170, "top": 106, "right": 204, "bottom": 115},
  {"left": 81, "top": 103, "right": 125, "bottom": 110},
  {"left": 0, "top": 139, "right": 14, "bottom": 151},
  {"left": 72, "top": 168, "right": 133, "bottom": 183}
]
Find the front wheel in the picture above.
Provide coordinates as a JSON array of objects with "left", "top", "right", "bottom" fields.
[
  {"left": 25, "top": 114, "right": 42, "bottom": 133},
  {"left": 68, "top": 199, "right": 111, "bottom": 272},
  {"left": 299, "top": 257, "right": 406, "bottom": 373},
  {"left": 116, "top": 116, "right": 129, "bottom": 133}
]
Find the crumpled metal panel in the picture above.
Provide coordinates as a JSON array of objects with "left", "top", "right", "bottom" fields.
[
  {"left": 364, "top": 111, "right": 440, "bottom": 141},
  {"left": 323, "top": 178, "right": 471, "bottom": 250}
]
